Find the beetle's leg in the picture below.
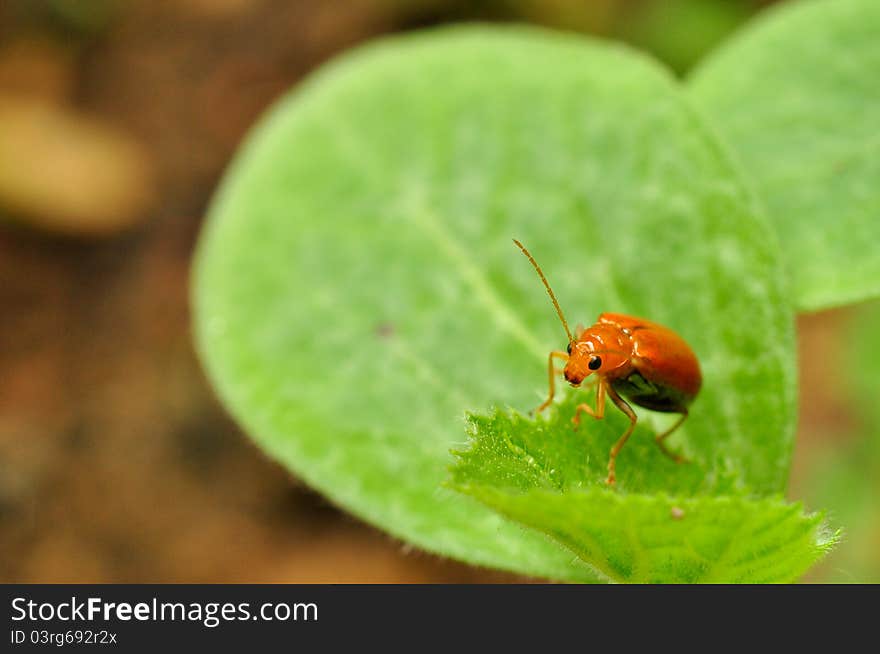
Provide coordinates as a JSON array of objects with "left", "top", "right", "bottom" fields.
[
  {"left": 654, "top": 410, "right": 689, "bottom": 464},
  {"left": 573, "top": 380, "right": 605, "bottom": 429},
  {"left": 535, "top": 351, "right": 569, "bottom": 414},
  {"left": 604, "top": 384, "right": 638, "bottom": 486}
]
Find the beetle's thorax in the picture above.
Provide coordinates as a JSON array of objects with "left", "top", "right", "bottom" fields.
[{"left": 564, "top": 323, "right": 633, "bottom": 386}]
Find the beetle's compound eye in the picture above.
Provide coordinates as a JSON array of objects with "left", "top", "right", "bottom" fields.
[
  {"left": 588, "top": 355, "right": 602, "bottom": 371},
  {"left": 566, "top": 342, "right": 572, "bottom": 355}
]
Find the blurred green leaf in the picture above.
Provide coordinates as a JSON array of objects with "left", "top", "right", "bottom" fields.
[
  {"left": 688, "top": 0, "right": 880, "bottom": 312},
  {"left": 451, "top": 393, "right": 836, "bottom": 583},
  {"left": 194, "top": 26, "right": 802, "bottom": 580},
  {"left": 623, "top": 0, "right": 753, "bottom": 73},
  {"left": 851, "top": 302, "right": 880, "bottom": 419},
  {"left": 800, "top": 301, "right": 880, "bottom": 582}
]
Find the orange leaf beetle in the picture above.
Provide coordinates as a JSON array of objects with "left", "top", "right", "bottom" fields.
[{"left": 513, "top": 239, "right": 702, "bottom": 485}]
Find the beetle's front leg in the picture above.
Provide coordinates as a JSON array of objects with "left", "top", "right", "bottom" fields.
[
  {"left": 535, "top": 350, "right": 569, "bottom": 414},
  {"left": 572, "top": 379, "right": 606, "bottom": 429}
]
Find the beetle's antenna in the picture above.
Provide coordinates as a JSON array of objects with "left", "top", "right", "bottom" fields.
[{"left": 513, "top": 239, "right": 574, "bottom": 344}]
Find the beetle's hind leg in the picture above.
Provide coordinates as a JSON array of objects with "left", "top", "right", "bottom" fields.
[{"left": 654, "top": 410, "right": 689, "bottom": 464}]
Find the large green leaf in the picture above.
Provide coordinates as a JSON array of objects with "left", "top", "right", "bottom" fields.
[
  {"left": 688, "top": 0, "right": 880, "bottom": 312},
  {"left": 193, "top": 26, "right": 797, "bottom": 581},
  {"left": 451, "top": 393, "right": 835, "bottom": 583}
]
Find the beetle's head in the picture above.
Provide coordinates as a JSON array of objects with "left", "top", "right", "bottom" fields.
[
  {"left": 563, "top": 328, "right": 629, "bottom": 386},
  {"left": 511, "top": 239, "right": 628, "bottom": 387}
]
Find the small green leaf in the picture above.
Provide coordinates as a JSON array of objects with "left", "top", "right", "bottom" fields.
[
  {"left": 451, "top": 392, "right": 837, "bottom": 583},
  {"left": 194, "top": 26, "right": 797, "bottom": 580},
  {"left": 688, "top": 0, "right": 880, "bottom": 312}
]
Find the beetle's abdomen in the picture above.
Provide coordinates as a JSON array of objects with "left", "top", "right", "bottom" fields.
[{"left": 610, "top": 372, "right": 692, "bottom": 414}]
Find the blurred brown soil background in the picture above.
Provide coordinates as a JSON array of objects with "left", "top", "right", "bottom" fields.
[
  {"left": 0, "top": 0, "right": 874, "bottom": 583},
  {"left": 0, "top": 0, "right": 524, "bottom": 583}
]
